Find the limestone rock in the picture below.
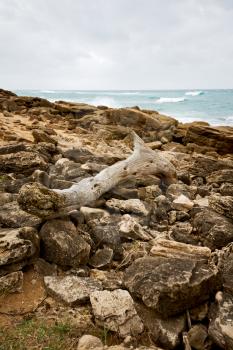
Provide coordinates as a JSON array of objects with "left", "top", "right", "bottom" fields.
[
  {"left": 187, "top": 324, "right": 210, "bottom": 350},
  {"left": 32, "top": 129, "right": 57, "bottom": 145},
  {"left": 118, "top": 214, "right": 152, "bottom": 241},
  {"left": 0, "top": 192, "right": 17, "bottom": 206},
  {"left": 90, "top": 289, "right": 144, "bottom": 337},
  {"left": 209, "top": 194, "right": 233, "bottom": 220},
  {"left": 80, "top": 206, "right": 109, "bottom": 223},
  {"left": 172, "top": 194, "right": 194, "bottom": 211},
  {"left": 39, "top": 219, "right": 90, "bottom": 267},
  {"left": 207, "top": 169, "right": 233, "bottom": 184},
  {"left": 209, "top": 292, "right": 233, "bottom": 349},
  {"left": 90, "top": 269, "right": 123, "bottom": 290},
  {"left": 0, "top": 201, "right": 42, "bottom": 228},
  {"left": 106, "top": 198, "right": 148, "bottom": 216},
  {"left": 0, "top": 227, "right": 39, "bottom": 274},
  {"left": 0, "top": 271, "right": 23, "bottom": 295},
  {"left": 44, "top": 275, "right": 102, "bottom": 306},
  {"left": 124, "top": 241, "right": 220, "bottom": 316},
  {"left": 89, "top": 248, "right": 113, "bottom": 268},
  {"left": 77, "top": 334, "right": 103, "bottom": 350}
]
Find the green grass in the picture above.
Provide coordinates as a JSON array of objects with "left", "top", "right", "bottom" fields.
[{"left": 0, "top": 319, "right": 76, "bottom": 350}]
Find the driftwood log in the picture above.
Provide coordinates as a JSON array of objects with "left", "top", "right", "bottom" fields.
[{"left": 18, "top": 132, "right": 177, "bottom": 218}]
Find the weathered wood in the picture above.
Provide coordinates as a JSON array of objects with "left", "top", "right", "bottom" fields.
[{"left": 18, "top": 132, "right": 177, "bottom": 218}]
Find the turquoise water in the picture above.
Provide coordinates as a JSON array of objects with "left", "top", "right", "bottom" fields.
[{"left": 15, "top": 90, "right": 233, "bottom": 126}]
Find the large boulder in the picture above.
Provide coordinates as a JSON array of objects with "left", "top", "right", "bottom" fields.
[
  {"left": 39, "top": 219, "right": 90, "bottom": 267},
  {"left": 124, "top": 240, "right": 220, "bottom": 316},
  {"left": 90, "top": 289, "right": 144, "bottom": 337}
]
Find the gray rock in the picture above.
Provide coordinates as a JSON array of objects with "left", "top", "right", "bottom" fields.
[
  {"left": 0, "top": 201, "right": 42, "bottom": 228},
  {"left": 90, "top": 289, "right": 144, "bottom": 337},
  {"left": 89, "top": 248, "right": 113, "bottom": 268},
  {"left": 209, "top": 292, "right": 233, "bottom": 349},
  {"left": 44, "top": 275, "right": 102, "bottom": 306},
  {"left": 124, "top": 241, "right": 220, "bottom": 316},
  {"left": 0, "top": 271, "right": 23, "bottom": 295},
  {"left": 193, "top": 208, "right": 233, "bottom": 250},
  {"left": 106, "top": 198, "right": 149, "bottom": 216},
  {"left": 39, "top": 219, "right": 90, "bottom": 267},
  {"left": 0, "top": 227, "right": 39, "bottom": 274}
]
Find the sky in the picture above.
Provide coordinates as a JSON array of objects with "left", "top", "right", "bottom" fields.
[{"left": 0, "top": 0, "right": 233, "bottom": 90}]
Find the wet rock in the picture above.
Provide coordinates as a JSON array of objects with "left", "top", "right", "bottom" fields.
[
  {"left": 0, "top": 151, "right": 48, "bottom": 175},
  {"left": 39, "top": 219, "right": 90, "bottom": 267},
  {"left": 0, "top": 271, "right": 23, "bottom": 295},
  {"left": 89, "top": 248, "right": 113, "bottom": 268},
  {"left": 209, "top": 292, "right": 233, "bottom": 349},
  {"left": 209, "top": 194, "right": 233, "bottom": 220},
  {"left": 136, "top": 303, "right": 186, "bottom": 349},
  {"left": 77, "top": 334, "right": 103, "bottom": 350},
  {"left": 187, "top": 324, "right": 210, "bottom": 350},
  {"left": 0, "top": 227, "right": 39, "bottom": 274},
  {"left": 192, "top": 208, "right": 233, "bottom": 250},
  {"left": 90, "top": 289, "right": 144, "bottom": 337},
  {"left": 0, "top": 201, "right": 42, "bottom": 228},
  {"left": 172, "top": 194, "right": 194, "bottom": 211},
  {"left": 118, "top": 214, "right": 152, "bottom": 241},
  {"left": 124, "top": 240, "right": 219, "bottom": 316},
  {"left": 106, "top": 198, "right": 149, "bottom": 216},
  {"left": 44, "top": 275, "right": 102, "bottom": 306}
]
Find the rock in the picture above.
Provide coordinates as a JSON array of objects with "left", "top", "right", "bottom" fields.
[
  {"left": 53, "top": 158, "right": 87, "bottom": 180},
  {"left": 209, "top": 194, "right": 233, "bottom": 220},
  {"left": 90, "top": 269, "right": 123, "bottom": 290},
  {"left": 106, "top": 199, "right": 149, "bottom": 216},
  {"left": 39, "top": 219, "right": 90, "bottom": 267},
  {"left": 124, "top": 240, "right": 220, "bottom": 316},
  {"left": 172, "top": 194, "right": 194, "bottom": 211},
  {"left": 89, "top": 248, "right": 113, "bottom": 268},
  {"left": 77, "top": 334, "right": 103, "bottom": 350},
  {"left": 166, "top": 183, "right": 197, "bottom": 200},
  {"left": 207, "top": 169, "right": 233, "bottom": 184},
  {"left": 187, "top": 324, "right": 210, "bottom": 350},
  {"left": 0, "top": 151, "right": 48, "bottom": 175},
  {"left": 80, "top": 206, "right": 109, "bottom": 223},
  {"left": 0, "top": 227, "right": 39, "bottom": 275},
  {"left": 170, "top": 222, "right": 197, "bottom": 245},
  {"left": 118, "top": 214, "right": 152, "bottom": 241},
  {"left": 220, "top": 183, "right": 233, "bottom": 196},
  {"left": 189, "top": 303, "right": 209, "bottom": 322},
  {"left": 0, "top": 201, "right": 42, "bottom": 228},
  {"left": 90, "top": 289, "right": 144, "bottom": 337},
  {"left": 209, "top": 292, "right": 233, "bottom": 349},
  {"left": 0, "top": 192, "right": 17, "bottom": 206},
  {"left": 188, "top": 154, "right": 233, "bottom": 178},
  {"left": 0, "top": 271, "right": 23, "bottom": 295},
  {"left": 185, "top": 125, "right": 233, "bottom": 155},
  {"left": 215, "top": 243, "right": 233, "bottom": 294},
  {"left": 138, "top": 185, "right": 162, "bottom": 201},
  {"left": 136, "top": 303, "right": 186, "bottom": 349},
  {"left": 32, "top": 129, "right": 57, "bottom": 145},
  {"left": 192, "top": 208, "right": 233, "bottom": 250},
  {"left": 44, "top": 275, "right": 102, "bottom": 306}
]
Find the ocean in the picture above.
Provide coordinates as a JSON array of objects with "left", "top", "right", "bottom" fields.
[{"left": 14, "top": 89, "right": 233, "bottom": 126}]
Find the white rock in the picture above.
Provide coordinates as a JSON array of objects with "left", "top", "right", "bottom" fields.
[
  {"left": 77, "top": 334, "right": 103, "bottom": 350},
  {"left": 172, "top": 194, "right": 194, "bottom": 211},
  {"left": 106, "top": 199, "right": 148, "bottom": 216}
]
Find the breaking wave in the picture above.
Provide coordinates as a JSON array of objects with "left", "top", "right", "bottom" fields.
[
  {"left": 155, "top": 97, "right": 186, "bottom": 104},
  {"left": 185, "top": 91, "right": 204, "bottom": 96},
  {"left": 89, "top": 97, "right": 120, "bottom": 108}
]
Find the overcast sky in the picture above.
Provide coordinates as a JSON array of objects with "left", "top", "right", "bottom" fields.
[{"left": 1, "top": 0, "right": 233, "bottom": 90}]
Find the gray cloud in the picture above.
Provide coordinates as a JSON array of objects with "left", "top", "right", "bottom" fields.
[{"left": 0, "top": 0, "right": 233, "bottom": 89}]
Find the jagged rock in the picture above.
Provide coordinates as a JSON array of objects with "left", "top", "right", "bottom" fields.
[
  {"left": 207, "top": 169, "right": 233, "bottom": 184},
  {"left": 170, "top": 222, "right": 198, "bottom": 245},
  {"left": 166, "top": 183, "right": 197, "bottom": 200},
  {"left": 136, "top": 303, "right": 186, "bottom": 349},
  {"left": 39, "top": 219, "right": 90, "bottom": 267},
  {"left": 44, "top": 275, "right": 102, "bottom": 306},
  {"left": 32, "top": 129, "right": 57, "bottom": 145},
  {"left": 124, "top": 240, "right": 220, "bottom": 316},
  {"left": 220, "top": 183, "right": 233, "bottom": 196},
  {"left": 0, "top": 227, "right": 39, "bottom": 275},
  {"left": 172, "top": 194, "right": 194, "bottom": 211},
  {"left": 215, "top": 243, "right": 233, "bottom": 294},
  {"left": 188, "top": 154, "right": 233, "bottom": 177},
  {"left": 118, "top": 214, "right": 152, "bottom": 241},
  {"left": 0, "top": 271, "right": 23, "bottom": 295},
  {"left": 138, "top": 185, "right": 162, "bottom": 201},
  {"left": 192, "top": 208, "right": 233, "bottom": 250},
  {"left": 185, "top": 125, "right": 233, "bottom": 155},
  {"left": 209, "top": 194, "right": 233, "bottom": 220},
  {"left": 106, "top": 198, "right": 149, "bottom": 216},
  {"left": 209, "top": 292, "right": 233, "bottom": 349},
  {"left": 77, "top": 334, "right": 103, "bottom": 350},
  {"left": 0, "top": 151, "right": 48, "bottom": 175},
  {"left": 53, "top": 158, "right": 87, "bottom": 180},
  {"left": 90, "top": 289, "right": 144, "bottom": 337},
  {"left": 187, "top": 324, "right": 210, "bottom": 350},
  {"left": 0, "top": 201, "right": 42, "bottom": 228},
  {"left": 89, "top": 248, "right": 113, "bottom": 268},
  {"left": 63, "top": 147, "right": 94, "bottom": 163},
  {"left": 80, "top": 206, "right": 109, "bottom": 223}
]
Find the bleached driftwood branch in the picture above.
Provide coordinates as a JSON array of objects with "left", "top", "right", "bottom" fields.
[{"left": 18, "top": 132, "right": 177, "bottom": 218}]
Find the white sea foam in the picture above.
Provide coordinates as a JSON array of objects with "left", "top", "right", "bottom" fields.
[
  {"left": 41, "top": 90, "right": 56, "bottom": 93},
  {"left": 89, "top": 97, "right": 120, "bottom": 108},
  {"left": 185, "top": 91, "right": 203, "bottom": 96},
  {"left": 155, "top": 97, "right": 185, "bottom": 104}
]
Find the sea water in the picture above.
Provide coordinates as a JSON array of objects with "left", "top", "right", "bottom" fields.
[{"left": 14, "top": 89, "right": 233, "bottom": 126}]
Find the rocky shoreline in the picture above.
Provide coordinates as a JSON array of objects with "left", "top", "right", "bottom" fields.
[{"left": 0, "top": 88, "right": 233, "bottom": 349}]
